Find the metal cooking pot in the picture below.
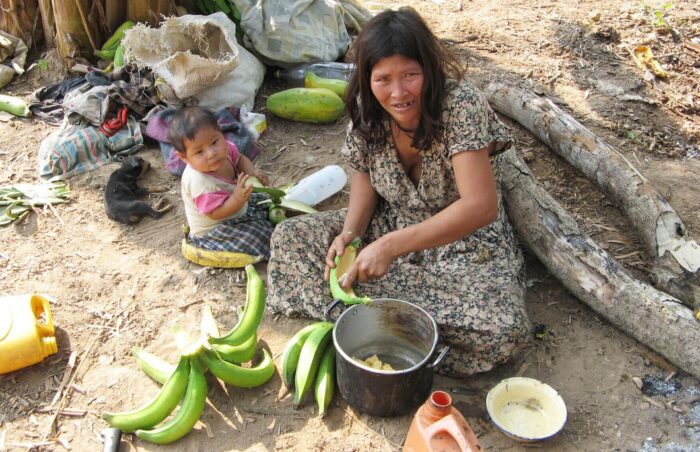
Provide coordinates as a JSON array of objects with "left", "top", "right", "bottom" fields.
[{"left": 325, "top": 298, "right": 449, "bottom": 417}]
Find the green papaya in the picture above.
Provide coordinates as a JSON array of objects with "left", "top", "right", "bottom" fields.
[
  {"left": 267, "top": 88, "right": 345, "bottom": 124},
  {"left": 304, "top": 71, "right": 348, "bottom": 99}
]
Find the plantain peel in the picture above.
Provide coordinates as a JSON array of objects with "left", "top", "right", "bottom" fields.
[{"left": 329, "top": 238, "right": 372, "bottom": 305}]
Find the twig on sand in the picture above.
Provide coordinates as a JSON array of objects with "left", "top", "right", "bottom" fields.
[
  {"left": 239, "top": 406, "right": 307, "bottom": 419},
  {"left": 42, "top": 320, "right": 113, "bottom": 440}
]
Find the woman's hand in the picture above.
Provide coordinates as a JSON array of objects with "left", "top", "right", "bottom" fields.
[
  {"left": 233, "top": 173, "right": 253, "bottom": 203},
  {"left": 340, "top": 238, "right": 395, "bottom": 289},
  {"left": 324, "top": 231, "right": 357, "bottom": 281}
]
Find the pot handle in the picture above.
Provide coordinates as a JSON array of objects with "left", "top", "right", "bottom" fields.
[
  {"left": 426, "top": 346, "right": 450, "bottom": 369},
  {"left": 324, "top": 299, "right": 346, "bottom": 322}
]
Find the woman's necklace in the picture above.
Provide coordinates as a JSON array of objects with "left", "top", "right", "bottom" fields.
[{"left": 391, "top": 119, "right": 417, "bottom": 137}]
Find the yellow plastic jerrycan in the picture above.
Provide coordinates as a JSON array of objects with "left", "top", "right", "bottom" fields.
[
  {"left": 403, "top": 390, "right": 482, "bottom": 452},
  {"left": 0, "top": 294, "right": 58, "bottom": 374}
]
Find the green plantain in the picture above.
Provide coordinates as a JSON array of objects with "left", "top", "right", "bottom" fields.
[
  {"left": 314, "top": 345, "right": 336, "bottom": 417},
  {"left": 135, "top": 358, "right": 208, "bottom": 444},
  {"left": 280, "top": 322, "right": 332, "bottom": 389},
  {"left": 200, "top": 348, "right": 275, "bottom": 389},
  {"left": 209, "top": 265, "right": 266, "bottom": 345},
  {"left": 293, "top": 322, "right": 334, "bottom": 408},
  {"left": 102, "top": 356, "right": 190, "bottom": 432}
]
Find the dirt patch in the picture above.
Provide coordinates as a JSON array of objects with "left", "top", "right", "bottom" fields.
[{"left": 1, "top": 1, "right": 699, "bottom": 451}]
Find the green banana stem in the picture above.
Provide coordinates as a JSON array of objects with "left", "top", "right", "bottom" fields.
[
  {"left": 200, "top": 304, "right": 220, "bottom": 337},
  {"left": 132, "top": 347, "right": 176, "bottom": 384}
]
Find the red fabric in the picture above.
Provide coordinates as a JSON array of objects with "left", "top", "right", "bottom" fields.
[{"left": 99, "top": 107, "right": 128, "bottom": 137}]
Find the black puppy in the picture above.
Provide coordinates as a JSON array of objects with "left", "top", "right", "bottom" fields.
[{"left": 104, "top": 156, "right": 172, "bottom": 224}]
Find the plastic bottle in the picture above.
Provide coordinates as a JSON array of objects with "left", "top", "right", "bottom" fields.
[
  {"left": 0, "top": 294, "right": 58, "bottom": 375},
  {"left": 273, "top": 62, "right": 356, "bottom": 86},
  {"left": 403, "top": 390, "right": 482, "bottom": 452},
  {"left": 284, "top": 165, "right": 348, "bottom": 206}
]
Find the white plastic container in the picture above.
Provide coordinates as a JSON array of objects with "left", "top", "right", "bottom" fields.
[{"left": 284, "top": 165, "right": 348, "bottom": 206}]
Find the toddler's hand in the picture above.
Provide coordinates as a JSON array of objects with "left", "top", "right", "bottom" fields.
[
  {"left": 253, "top": 169, "right": 270, "bottom": 186},
  {"left": 233, "top": 173, "right": 253, "bottom": 202}
]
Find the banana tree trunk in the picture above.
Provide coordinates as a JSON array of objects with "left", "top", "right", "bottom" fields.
[
  {"left": 127, "top": 0, "right": 177, "bottom": 27},
  {"left": 499, "top": 148, "right": 700, "bottom": 379},
  {"left": 105, "top": 0, "right": 126, "bottom": 33},
  {"left": 37, "top": 0, "right": 55, "bottom": 48},
  {"left": 485, "top": 80, "right": 700, "bottom": 311},
  {"left": 51, "top": 0, "right": 94, "bottom": 61},
  {"left": 0, "top": 0, "right": 37, "bottom": 48}
]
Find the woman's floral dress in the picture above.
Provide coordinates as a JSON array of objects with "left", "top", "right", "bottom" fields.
[{"left": 267, "top": 79, "right": 530, "bottom": 377}]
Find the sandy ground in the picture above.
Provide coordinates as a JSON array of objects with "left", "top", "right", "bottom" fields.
[{"left": 1, "top": 0, "right": 700, "bottom": 451}]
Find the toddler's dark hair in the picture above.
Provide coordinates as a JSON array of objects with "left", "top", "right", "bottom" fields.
[{"left": 168, "top": 107, "right": 220, "bottom": 153}]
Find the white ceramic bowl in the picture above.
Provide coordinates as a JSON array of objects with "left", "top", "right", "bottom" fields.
[{"left": 486, "top": 377, "right": 567, "bottom": 442}]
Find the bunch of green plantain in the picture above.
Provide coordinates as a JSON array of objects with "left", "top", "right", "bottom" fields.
[
  {"left": 280, "top": 321, "right": 337, "bottom": 416},
  {"left": 102, "top": 264, "right": 275, "bottom": 444},
  {"left": 94, "top": 20, "right": 135, "bottom": 64}
]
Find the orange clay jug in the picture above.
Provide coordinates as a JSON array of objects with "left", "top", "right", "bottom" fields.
[
  {"left": 403, "top": 390, "right": 482, "bottom": 452},
  {"left": 0, "top": 294, "right": 58, "bottom": 374}
]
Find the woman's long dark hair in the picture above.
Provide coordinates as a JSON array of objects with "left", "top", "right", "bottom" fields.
[{"left": 345, "top": 7, "right": 464, "bottom": 151}]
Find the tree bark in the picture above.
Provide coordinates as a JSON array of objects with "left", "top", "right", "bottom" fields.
[
  {"left": 126, "top": 0, "right": 177, "bottom": 27},
  {"left": 499, "top": 148, "right": 700, "bottom": 379},
  {"left": 485, "top": 80, "right": 700, "bottom": 311}
]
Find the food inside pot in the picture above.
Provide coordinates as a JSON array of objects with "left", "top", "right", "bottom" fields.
[{"left": 354, "top": 354, "right": 395, "bottom": 371}]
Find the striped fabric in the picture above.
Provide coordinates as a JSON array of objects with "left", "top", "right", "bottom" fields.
[
  {"left": 38, "top": 117, "right": 144, "bottom": 180},
  {"left": 190, "top": 194, "right": 275, "bottom": 259}
]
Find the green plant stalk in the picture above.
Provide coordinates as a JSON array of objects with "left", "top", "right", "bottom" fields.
[
  {"left": 0, "top": 94, "right": 30, "bottom": 117},
  {"left": 102, "top": 356, "right": 190, "bottom": 432},
  {"left": 132, "top": 347, "right": 176, "bottom": 384},
  {"left": 278, "top": 198, "right": 318, "bottom": 214},
  {"left": 252, "top": 186, "right": 286, "bottom": 204},
  {"left": 213, "top": 0, "right": 231, "bottom": 13},
  {"left": 200, "top": 304, "right": 220, "bottom": 337}
]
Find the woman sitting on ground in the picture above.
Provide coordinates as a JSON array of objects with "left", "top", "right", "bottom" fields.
[{"left": 266, "top": 6, "right": 530, "bottom": 377}]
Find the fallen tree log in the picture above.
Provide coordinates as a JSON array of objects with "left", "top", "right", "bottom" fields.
[
  {"left": 500, "top": 148, "right": 700, "bottom": 378},
  {"left": 485, "top": 80, "right": 700, "bottom": 311}
]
